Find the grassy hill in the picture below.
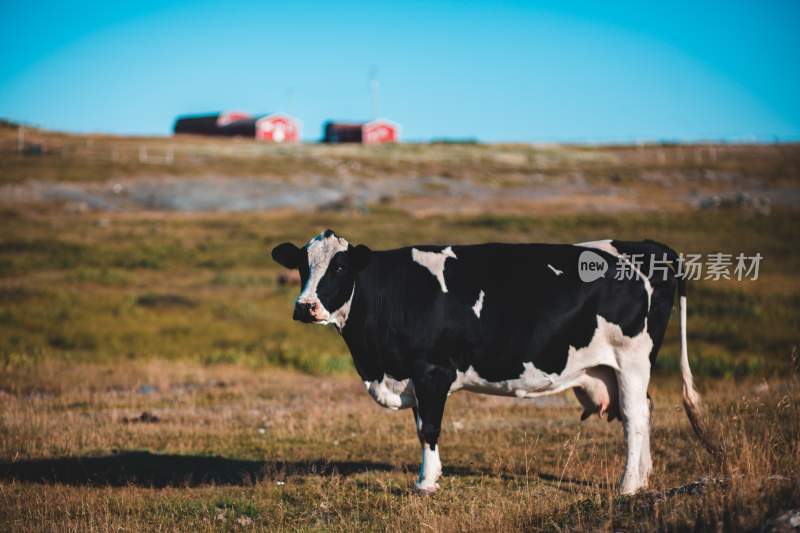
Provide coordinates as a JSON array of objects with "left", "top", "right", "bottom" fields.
[{"left": 3, "top": 120, "right": 799, "bottom": 188}]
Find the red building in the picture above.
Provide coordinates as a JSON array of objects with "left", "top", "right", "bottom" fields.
[
  {"left": 363, "top": 120, "right": 399, "bottom": 144},
  {"left": 174, "top": 111, "right": 301, "bottom": 143},
  {"left": 255, "top": 114, "right": 301, "bottom": 143},
  {"left": 323, "top": 119, "right": 399, "bottom": 144}
]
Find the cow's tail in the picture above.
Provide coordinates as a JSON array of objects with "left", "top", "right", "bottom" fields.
[{"left": 676, "top": 272, "right": 721, "bottom": 458}]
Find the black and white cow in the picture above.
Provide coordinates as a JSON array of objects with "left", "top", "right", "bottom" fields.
[{"left": 271, "top": 230, "right": 711, "bottom": 494}]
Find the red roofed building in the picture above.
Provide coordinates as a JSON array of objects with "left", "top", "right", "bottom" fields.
[
  {"left": 255, "top": 114, "right": 301, "bottom": 143},
  {"left": 362, "top": 119, "right": 399, "bottom": 144},
  {"left": 323, "top": 119, "right": 400, "bottom": 144},
  {"left": 174, "top": 111, "right": 301, "bottom": 143}
]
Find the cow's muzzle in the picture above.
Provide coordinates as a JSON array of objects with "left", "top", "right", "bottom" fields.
[{"left": 293, "top": 302, "right": 318, "bottom": 323}]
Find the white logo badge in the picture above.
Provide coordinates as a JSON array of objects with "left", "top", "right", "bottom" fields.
[{"left": 578, "top": 251, "right": 608, "bottom": 282}]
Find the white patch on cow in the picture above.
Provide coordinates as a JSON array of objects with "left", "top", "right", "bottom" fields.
[
  {"left": 448, "top": 315, "right": 652, "bottom": 401},
  {"left": 576, "top": 239, "right": 653, "bottom": 308},
  {"left": 547, "top": 264, "right": 563, "bottom": 276},
  {"left": 415, "top": 443, "right": 442, "bottom": 493},
  {"left": 297, "top": 231, "right": 349, "bottom": 324},
  {"left": 329, "top": 286, "right": 355, "bottom": 332},
  {"left": 364, "top": 374, "right": 416, "bottom": 410},
  {"left": 449, "top": 363, "right": 555, "bottom": 397},
  {"left": 471, "top": 290, "right": 485, "bottom": 318},
  {"left": 411, "top": 246, "right": 457, "bottom": 293},
  {"left": 576, "top": 239, "right": 619, "bottom": 256}
]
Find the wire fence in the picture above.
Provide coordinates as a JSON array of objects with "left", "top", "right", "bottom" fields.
[{"left": 6, "top": 125, "right": 307, "bottom": 166}]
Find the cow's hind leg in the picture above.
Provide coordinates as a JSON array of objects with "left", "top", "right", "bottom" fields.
[
  {"left": 616, "top": 347, "right": 652, "bottom": 495},
  {"left": 412, "top": 361, "right": 455, "bottom": 494},
  {"left": 639, "top": 395, "right": 653, "bottom": 484}
]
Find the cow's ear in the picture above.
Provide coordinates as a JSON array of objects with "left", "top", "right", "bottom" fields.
[
  {"left": 349, "top": 244, "right": 372, "bottom": 272},
  {"left": 271, "top": 242, "right": 302, "bottom": 269}
]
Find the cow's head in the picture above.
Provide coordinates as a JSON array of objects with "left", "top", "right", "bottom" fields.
[{"left": 271, "top": 229, "right": 371, "bottom": 327}]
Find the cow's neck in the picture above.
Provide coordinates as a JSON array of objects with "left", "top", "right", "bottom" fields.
[
  {"left": 339, "top": 269, "right": 384, "bottom": 381},
  {"left": 339, "top": 274, "right": 367, "bottom": 345}
]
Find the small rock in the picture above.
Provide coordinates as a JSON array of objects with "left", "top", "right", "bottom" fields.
[
  {"left": 65, "top": 201, "right": 89, "bottom": 214},
  {"left": 121, "top": 411, "right": 160, "bottom": 424},
  {"left": 276, "top": 270, "right": 301, "bottom": 286},
  {"left": 765, "top": 508, "right": 800, "bottom": 532},
  {"left": 135, "top": 293, "right": 195, "bottom": 308}
]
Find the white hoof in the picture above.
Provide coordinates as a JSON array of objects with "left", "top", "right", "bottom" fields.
[
  {"left": 414, "top": 481, "right": 440, "bottom": 495},
  {"left": 619, "top": 479, "right": 648, "bottom": 495}
]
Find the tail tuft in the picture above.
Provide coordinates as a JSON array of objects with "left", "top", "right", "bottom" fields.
[{"left": 679, "top": 292, "right": 722, "bottom": 458}]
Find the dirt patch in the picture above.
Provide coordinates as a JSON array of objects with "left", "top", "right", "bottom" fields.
[{"left": 0, "top": 174, "right": 637, "bottom": 215}]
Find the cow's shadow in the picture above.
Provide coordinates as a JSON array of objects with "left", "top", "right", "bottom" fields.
[
  {"left": 0, "top": 451, "right": 605, "bottom": 492},
  {"left": 0, "top": 451, "right": 508, "bottom": 488},
  {"left": 0, "top": 451, "right": 394, "bottom": 487}
]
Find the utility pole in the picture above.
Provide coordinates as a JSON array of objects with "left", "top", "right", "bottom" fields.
[
  {"left": 286, "top": 87, "right": 295, "bottom": 115},
  {"left": 369, "top": 66, "right": 379, "bottom": 119}
]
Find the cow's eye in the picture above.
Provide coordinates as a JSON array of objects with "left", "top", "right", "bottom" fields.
[{"left": 335, "top": 265, "right": 346, "bottom": 274}]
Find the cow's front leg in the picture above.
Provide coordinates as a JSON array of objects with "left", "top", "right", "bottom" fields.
[{"left": 411, "top": 361, "right": 455, "bottom": 494}]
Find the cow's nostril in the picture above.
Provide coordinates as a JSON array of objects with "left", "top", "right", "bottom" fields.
[{"left": 293, "top": 302, "right": 315, "bottom": 322}]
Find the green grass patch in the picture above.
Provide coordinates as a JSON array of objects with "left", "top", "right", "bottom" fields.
[{"left": 0, "top": 208, "right": 797, "bottom": 376}]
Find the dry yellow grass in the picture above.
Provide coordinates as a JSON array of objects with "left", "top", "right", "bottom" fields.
[{"left": 1, "top": 359, "right": 798, "bottom": 531}]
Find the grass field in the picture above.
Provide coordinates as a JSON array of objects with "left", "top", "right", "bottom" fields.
[
  {"left": 0, "top": 360, "right": 798, "bottom": 531},
  {"left": 1, "top": 207, "right": 797, "bottom": 377},
  {"left": 1, "top": 126, "right": 799, "bottom": 531}
]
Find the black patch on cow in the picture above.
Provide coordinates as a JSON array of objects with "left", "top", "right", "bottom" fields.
[
  {"left": 314, "top": 246, "right": 373, "bottom": 316},
  {"left": 296, "top": 249, "right": 310, "bottom": 288},
  {"left": 412, "top": 361, "right": 456, "bottom": 450},
  {"left": 317, "top": 251, "right": 355, "bottom": 314},
  {"left": 610, "top": 239, "right": 680, "bottom": 365},
  {"left": 348, "top": 244, "right": 372, "bottom": 272},
  {"left": 271, "top": 242, "right": 303, "bottom": 270}
]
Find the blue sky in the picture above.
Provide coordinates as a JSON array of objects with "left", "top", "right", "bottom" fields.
[{"left": 1, "top": 1, "right": 798, "bottom": 142}]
